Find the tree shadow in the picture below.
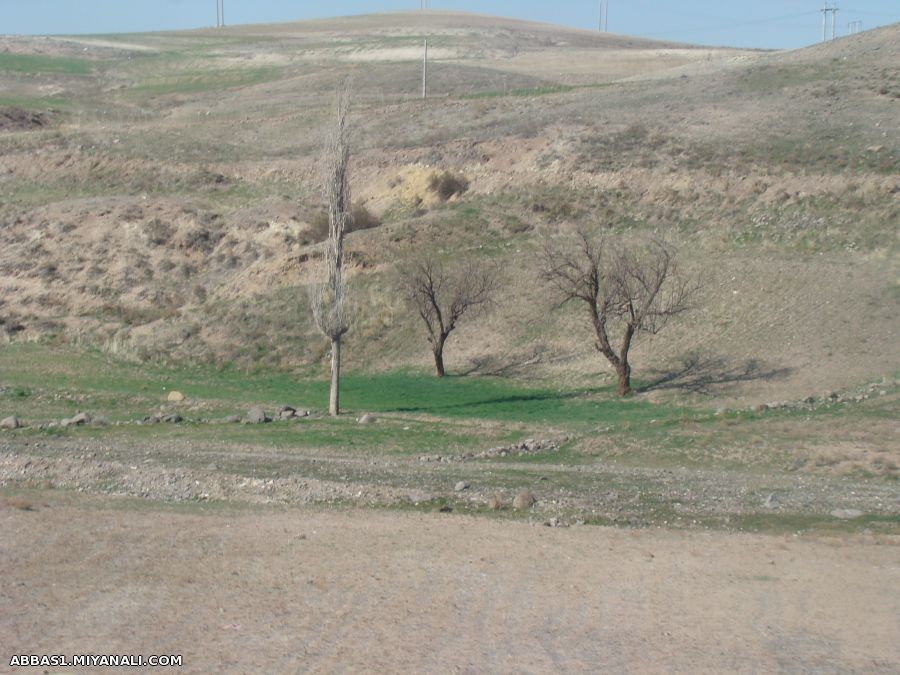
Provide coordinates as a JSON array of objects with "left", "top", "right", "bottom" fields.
[{"left": 639, "top": 353, "right": 793, "bottom": 395}]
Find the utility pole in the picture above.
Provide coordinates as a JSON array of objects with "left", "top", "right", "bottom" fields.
[
  {"left": 821, "top": 3, "right": 838, "bottom": 41},
  {"left": 422, "top": 39, "right": 428, "bottom": 100},
  {"left": 598, "top": 0, "right": 609, "bottom": 32},
  {"left": 220, "top": 0, "right": 225, "bottom": 28},
  {"left": 847, "top": 20, "right": 862, "bottom": 35}
]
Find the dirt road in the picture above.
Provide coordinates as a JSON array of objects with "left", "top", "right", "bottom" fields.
[{"left": 1, "top": 498, "right": 898, "bottom": 673}]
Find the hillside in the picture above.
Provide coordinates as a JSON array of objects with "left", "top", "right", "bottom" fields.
[{"left": 0, "top": 12, "right": 897, "bottom": 405}]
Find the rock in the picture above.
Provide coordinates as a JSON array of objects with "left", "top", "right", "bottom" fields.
[
  {"left": 454, "top": 481, "right": 470, "bottom": 492},
  {"left": 763, "top": 493, "right": 780, "bottom": 509},
  {"left": 358, "top": 413, "right": 377, "bottom": 424},
  {"left": 1, "top": 415, "right": 20, "bottom": 430},
  {"left": 488, "top": 494, "right": 503, "bottom": 510},
  {"left": 142, "top": 415, "right": 161, "bottom": 424},
  {"left": 69, "top": 412, "right": 91, "bottom": 425},
  {"left": 802, "top": 396, "right": 816, "bottom": 405},
  {"left": 224, "top": 415, "right": 241, "bottom": 424},
  {"left": 513, "top": 490, "right": 536, "bottom": 511},
  {"left": 162, "top": 414, "right": 183, "bottom": 424},
  {"left": 244, "top": 407, "right": 271, "bottom": 424},
  {"left": 715, "top": 407, "right": 727, "bottom": 416},
  {"left": 167, "top": 390, "right": 185, "bottom": 402},
  {"left": 830, "top": 508, "right": 864, "bottom": 520},
  {"left": 753, "top": 404, "right": 769, "bottom": 413},
  {"left": 279, "top": 409, "right": 296, "bottom": 420},
  {"left": 280, "top": 405, "right": 297, "bottom": 415}
]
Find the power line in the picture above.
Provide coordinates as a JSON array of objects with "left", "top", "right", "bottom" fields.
[{"left": 637, "top": 11, "right": 818, "bottom": 38}]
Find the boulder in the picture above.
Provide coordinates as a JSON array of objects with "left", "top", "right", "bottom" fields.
[
  {"left": 513, "top": 490, "right": 536, "bottom": 511},
  {"left": 454, "top": 481, "right": 470, "bottom": 492},
  {"left": 830, "top": 508, "right": 864, "bottom": 520},
  {"left": 1, "top": 416, "right": 21, "bottom": 430},
  {"left": 167, "top": 390, "right": 186, "bottom": 402},
  {"left": 245, "top": 407, "right": 271, "bottom": 424}
]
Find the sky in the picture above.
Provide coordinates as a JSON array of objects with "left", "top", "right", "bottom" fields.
[{"left": 0, "top": 1, "right": 898, "bottom": 49}]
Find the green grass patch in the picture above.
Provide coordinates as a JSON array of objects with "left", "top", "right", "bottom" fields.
[
  {"left": 127, "top": 66, "right": 281, "bottom": 97},
  {"left": 0, "top": 344, "right": 691, "bottom": 430},
  {"left": 462, "top": 84, "right": 575, "bottom": 100},
  {"left": 0, "top": 53, "right": 94, "bottom": 75}
]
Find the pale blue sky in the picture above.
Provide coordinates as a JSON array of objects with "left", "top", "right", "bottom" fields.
[{"left": 1, "top": 1, "right": 898, "bottom": 49}]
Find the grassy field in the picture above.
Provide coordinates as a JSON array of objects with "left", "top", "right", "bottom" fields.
[{"left": 1, "top": 344, "right": 897, "bottom": 534}]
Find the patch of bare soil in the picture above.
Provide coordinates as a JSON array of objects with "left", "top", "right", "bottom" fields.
[
  {"left": 0, "top": 108, "right": 50, "bottom": 133},
  {"left": 1, "top": 498, "right": 897, "bottom": 673}
]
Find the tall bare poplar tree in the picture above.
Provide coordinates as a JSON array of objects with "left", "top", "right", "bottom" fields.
[{"left": 310, "top": 83, "right": 352, "bottom": 416}]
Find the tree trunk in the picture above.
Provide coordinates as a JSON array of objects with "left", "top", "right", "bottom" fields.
[
  {"left": 329, "top": 337, "right": 341, "bottom": 416},
  {"left": 616, "top": 360, "right": 632, "bottom": 397},
  {"left": 433, "top": 341, "right": 446, "bottom": 378}
]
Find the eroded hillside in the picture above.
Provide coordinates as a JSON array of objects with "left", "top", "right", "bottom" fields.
[{"left": 0, "top": 12, "right": 897, "bottom": 404}]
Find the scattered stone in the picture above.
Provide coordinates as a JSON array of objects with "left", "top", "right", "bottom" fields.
[
  {"left": 544, "top": 517, "right": 567, "bottom": 528},
  {"left": 715, "top": 408, "right": 727, "bottom": 416},
  {"left": 69, "top": 412, "right": 91, "bottom": 425},
  {"left": 167, "top": 390, "right": 186, "bottom": 402},
  {"left": 454, "top": 481, "right": 470, "bottom": 492},
  {"left": 244, "top": 408, "right": 271, "bottom": 424},
  {"left": 224, "top": 415, "right": 241, "bottom": 424},
  {"left": 830, "top": 508, "right": 864, "bottom": 520},
  {"left": 358, "top": 413, "right": 377, "bottom": 424},
  {"left": 142, "top": 415, "right": 161, "bottom": 425},
  {"left": 753, "top": 404, "right": 769, "bottom": 413},
  {"left": 161, "top": 414, "right": 183, "bottom": 424},
  {"left": 513, "top": 490, "right": 536, "bottom": 511},
  {"left": 802, "top": 396, "right": 816, "bottom": 405},
  {"left": 279, "top": 406, "right": 297, "bottom": 420},
  {"left": 488, "top": 494, "right": 503, "bottom": 511},
  {"left": 438, "top": 505, "right": 453, "bottom": 513},
  {"left": 1, "top": 416, "right": 21, "bottom": 430},
  {"left": 763, "top": 493, "right": 780, "bottom": 509}
]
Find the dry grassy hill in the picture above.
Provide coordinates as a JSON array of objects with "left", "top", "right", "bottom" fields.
[{"left": 0, "top": 12, "right": 897, "bottom": 404}]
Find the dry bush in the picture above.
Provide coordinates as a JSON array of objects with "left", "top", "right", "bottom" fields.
[
  {"left": 142, "top": 218, "right": 174, "bottom": 246},
  {"left": 179, "top": 226, "right": 224, "bottom": 253},
  {"left": 429, "top": 171, "right": 469, "bottom": 201},
  {"left": 309, "top": 202, "right": 380, "bottom": 241},
  {"left": 3, "top": 497, "right": 35, "bottom": 511},
  {"left": 348, "top": 203, "right": 380, "bottom": 232}
]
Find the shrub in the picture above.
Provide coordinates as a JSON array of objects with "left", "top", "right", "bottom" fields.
[
  {"left": 429, "top": 171, "right": 469, "bottom": 201},
  {"left": 142, "top": 218, "right": 174, "bottom": 246},
  {"left": 348, "top": 204, "right": 380, "bottom": 233}
]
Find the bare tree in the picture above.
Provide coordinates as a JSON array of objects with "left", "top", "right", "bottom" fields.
[
  {"left": 398, "top": 254, "right": 498, "bottom": 378},
  {"left": 542, "top": 230, "right": 696, "bottom": 396},
  {"left": 310, "top": 83, "right": 352, "bottom": 416}
]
